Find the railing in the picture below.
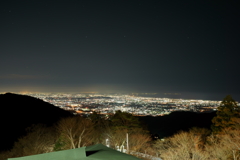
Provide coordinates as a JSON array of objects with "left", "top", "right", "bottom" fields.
[
  {"left": 114, "top": 146, "right": 161, "bottom": 160},
  {"left": 130, "top": 151, "right": 162, "bottom": 160}
]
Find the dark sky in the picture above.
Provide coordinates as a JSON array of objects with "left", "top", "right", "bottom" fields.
[{"left": 0, "top": 0, "right": 240, "bottom": 100}]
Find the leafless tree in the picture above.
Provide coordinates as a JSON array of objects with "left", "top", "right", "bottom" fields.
[
  {"left": 129, "top": 130, "right": 151, "bottom": 152},
  {"left": 6, "top": 124, "right": 57, "bottom": 158},
  {"left": 154, "top": 130, "right": 209, "bottom": 160},
  {"left": 56, "top": 116, "right": 95, "bottom": 149},
  {"left": 0, "top": 150, "right": 12, "bottom": 160},
  {"left": 204, "top": 134, "right": 231, "bottom": 160}
]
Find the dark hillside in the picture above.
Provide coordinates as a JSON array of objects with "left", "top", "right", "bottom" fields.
[
  {"left": 139, "top": 111, "right": 216, "bottom": 138},
  {"left": 0, "top": 93, "right": 73, "bottom": 151}
]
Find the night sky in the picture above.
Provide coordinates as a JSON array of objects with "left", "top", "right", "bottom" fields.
[{"left": 1, "top": 0, "right": 240, "bottom": 100}]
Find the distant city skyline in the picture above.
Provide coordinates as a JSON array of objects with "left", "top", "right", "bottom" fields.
[
  {"left": 1, "top": 89, "right": 239, "bottom": 102},
  {"left": 24, "top": 92, "right": 221, "bottom": 116}
]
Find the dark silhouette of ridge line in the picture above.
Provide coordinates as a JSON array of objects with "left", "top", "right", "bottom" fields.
[
  {"left": 0, "top": 92, "right": 73, "bottom": 151},
  {"left": 139, "top": 111, "right": 216, "bottom": 139}
]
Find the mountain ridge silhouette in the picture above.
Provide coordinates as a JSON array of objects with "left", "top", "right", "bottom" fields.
[{"left": 0, "top": 93, "right": 73, "bottom": 151}]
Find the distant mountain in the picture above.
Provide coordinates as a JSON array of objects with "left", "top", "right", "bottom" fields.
[
  {"left": 0, "top": 93, "right": 73, "bottom": 151},
  {"left": 139, "top": 111, "right": 216, "bottom": 139}
]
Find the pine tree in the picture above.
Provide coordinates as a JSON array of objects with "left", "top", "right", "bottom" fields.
[
  {"left": 211, "top": 95, "right": 240, "bottom": 133},
  {"left": 110, "top": 110, "right": 142, "bottom": 130}
]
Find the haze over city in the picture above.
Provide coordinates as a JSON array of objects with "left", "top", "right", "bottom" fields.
[{"left": 1, "top": 0, "right": 239, "bottom": 101}]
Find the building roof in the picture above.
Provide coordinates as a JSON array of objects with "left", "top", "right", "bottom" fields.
[{"left": 7, "top": 144, "right": 141, "bottom": 160}]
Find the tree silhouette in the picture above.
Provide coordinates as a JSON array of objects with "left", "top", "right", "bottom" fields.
[
  {"left": 110, "top": 110, "right": 142, "bottom": 130},
  {"left": 105, "top": 111, "right": 149, "bottom": 152},
  {"left": 55, "top": 116, "right": 95, "bottom": 150},
  {"left": 88, "top": 111, "right": 111, "bottom": 143},
  {"left": 212, "top": 95, "right": 240, "bottom": 133},
  {"left": 7, "top": 124, "right": 57, "bottom": 158}
]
